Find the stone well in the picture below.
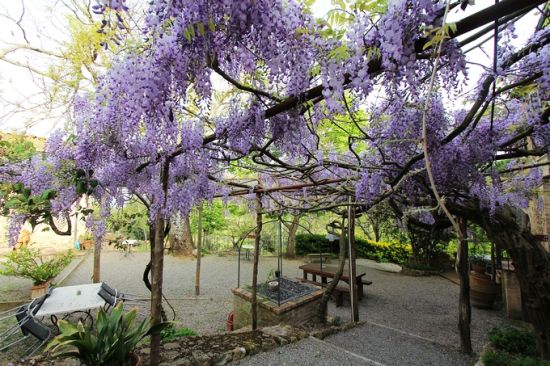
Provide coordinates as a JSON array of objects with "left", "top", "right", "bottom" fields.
[{"left": 231, "top": 277, "right": 324, "bottom": 330}]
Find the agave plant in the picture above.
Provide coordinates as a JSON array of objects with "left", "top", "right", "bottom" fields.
[{"left": 46, "top": 303, "right": 170, "bottom": 366}]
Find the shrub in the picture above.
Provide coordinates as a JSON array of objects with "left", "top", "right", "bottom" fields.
[
  {"left": 0, "top": 247, "right": 73, "bottom": 285},
  {"left": 488, "top": 327, "right": 537, "bottom": 357},
  {"left": 483, "top": 350, "right": 550, "bottom": 366},
  {"left": 295, "top": 233, "right": 411, "bottom": 264},
  {"left": 483, "top": 349, "right": 512, "bottom": 366},
  {"left": 483, "top": 327, "right": 549, "bottom": 366},
  {"left": 295, "top": 233, "right": 336, "bottom": 255},
  {"left": 356, "top": 239, "right": 412, "bottom": 264},
  {"left": 161, "top": 325, "right": 197, "bottom": 341}
]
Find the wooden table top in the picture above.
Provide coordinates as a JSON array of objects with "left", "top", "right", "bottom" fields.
[{"left": 299, "top": 263, "right": 365, "bottom": 280}]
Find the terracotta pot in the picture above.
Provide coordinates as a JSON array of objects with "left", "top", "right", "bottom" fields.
[
  {"left": 31, "top": 279, "right": 51, "bottom": 299},
  {"left": 82, "top": 239, "right": 93, "bottom": 250},
  {"left": 130, "top": 351, "right": 141, "bottom": 366},
  {"left": 470, "top": 271, "right": 497, "bottom": 309}
]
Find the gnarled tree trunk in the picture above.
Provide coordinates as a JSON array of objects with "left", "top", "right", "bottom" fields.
[
  {"left": 170, "top": 214, "right": 194, "bottom": 257},
  {"left": 318, "top": 218, "right": 346, "bottom": 323},
  {"left": 285, "top": 214, "right": 300, "bottom": 258},
  {"left": 456, "top": 217, "right": 472, "bottom": 354},
  {"left": 450, "top": 201, "right": 550, "bottom": 360}
]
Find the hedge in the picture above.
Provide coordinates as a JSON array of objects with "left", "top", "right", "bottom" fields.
[{"left": 295, "top": 233, "right": 411, "bottom": 264}]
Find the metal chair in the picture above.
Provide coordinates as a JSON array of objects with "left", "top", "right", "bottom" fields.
[
  {"left": 0, "top": 294, "right": 53, "bottom": 358},
  {"left": 98, "top": 282, "right": 148, "bottom": 319}
]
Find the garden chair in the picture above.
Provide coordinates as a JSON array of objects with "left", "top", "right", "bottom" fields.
[
  {"left": 0, "top": 293, "right": 53, "bottom": 357},
  {"left": 98, "top": 282, "right": 148, "bottom": 315}
]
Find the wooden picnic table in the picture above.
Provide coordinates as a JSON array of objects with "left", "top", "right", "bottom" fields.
[{"left": 299, "top": 263, "right": 369, "bottom": 300}]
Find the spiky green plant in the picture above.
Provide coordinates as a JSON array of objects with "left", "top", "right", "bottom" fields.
[{"left": 46, "top": 303, "right": 170, "bottom": 365}]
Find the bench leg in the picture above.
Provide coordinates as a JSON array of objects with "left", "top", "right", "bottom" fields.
[
  {"left": 312, "top": 274, "right": 317, "bottom": 282},
  {"left": 336, "top": 291, "right": 344, "bottom": 307}
]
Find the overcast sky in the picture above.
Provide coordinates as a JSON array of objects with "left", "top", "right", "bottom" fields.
[{"left": 0, "top": 0, "right": 540, "bottom": 137}]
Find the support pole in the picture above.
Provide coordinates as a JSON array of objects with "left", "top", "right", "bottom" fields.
[
  {"left": 251, "top": 192, "right": 262, "bottom": 330},
  {"left": 195, "top": 203, "right": 203, "bottom": 296},
  {"left": 93, "top": 239, "right": 101, "bottom": 283},
  {"left": 456, "top": 217, "right": 473, "bottom": 354},
  {"left": 348, "top": 200, "right": 359, "bottom": 322}
]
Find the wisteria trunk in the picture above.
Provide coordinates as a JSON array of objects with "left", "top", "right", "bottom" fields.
[
  {"left": 195, "top": 204, "right": 202, "bottom": 296},
  {"left": 170, "top": 214, "right": 194, "bottom": 256},
  {"left": 450, "top": 202, "right": 550, "bottom": 360},
  {"left": 456, "top": 217, "right": 472, "bottom": 354},
  {"left": 285, "top": 214, "right": 300, "bottom": 258},
  {"left": 150, "top": 163, "right": 170, "bottom": 366},
  {"left": 251, "top": 193, "right": 262, "bottom": 330},
  {"left": 150, "top": 213, "right": 165, "bottom": 366},
  {"left": 482, "top": 220, "right": 550, "bottom": 361},
  {"left": 318, "top": 218, "right": 346, "bottom": 323}
]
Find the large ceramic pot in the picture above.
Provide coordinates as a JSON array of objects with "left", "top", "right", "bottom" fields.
[{"left": 470, "top": 271, "right": 497, "bottom": 309}]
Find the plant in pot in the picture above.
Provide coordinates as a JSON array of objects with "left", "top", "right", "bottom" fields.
[
  {"left": 0, "top": 247, "right": 73, "bottom": 298},
  {"left": 79, "top": 232, "right": 93, "bottom": 250},
  {"left": 46, "top": 303, "right": 170, "bottom": 366}
]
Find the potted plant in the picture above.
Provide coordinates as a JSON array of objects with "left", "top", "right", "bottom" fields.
[
  {"left": 46, "top": 303, "right": 170, "bottom": 366},
  {"left": 79, "top": 232, "right": 93, "bottom": 250},
  {"left": 0, "top": 247, "right": 73, "bottom": 298}
]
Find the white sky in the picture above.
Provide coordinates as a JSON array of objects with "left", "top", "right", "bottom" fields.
[{"left": 0, "top": 0, "right": 541, "bottom": 137}]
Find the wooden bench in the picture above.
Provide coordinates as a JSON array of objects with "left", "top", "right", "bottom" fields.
[
  {"left": 305, "top": 253, "right": 332, "bottom": 263},
  {"left": 300, "top": 278, "right": 372, "bottom": 307},
  {"left": 333, "top": 280, "right": 373, "bottom": 307},
  {"left": 333, "top": 285, "right": 350, "bottom": 307}
]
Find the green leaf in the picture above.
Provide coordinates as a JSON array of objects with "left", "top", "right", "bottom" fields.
[{"left": 197, "top": 22, "right": 205, "bottom": 36}]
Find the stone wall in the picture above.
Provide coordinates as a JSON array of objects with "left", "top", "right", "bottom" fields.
[{"left": 232, "top": 285, "right": 324, "bottom": 330}]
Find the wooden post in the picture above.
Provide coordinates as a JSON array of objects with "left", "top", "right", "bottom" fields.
[
  {"left": 73, "top": 211, "right": 79, "bottom": 249},
  {"left": 348, "top": 201, "right": 359, "bottom": 322},
  {"left": 195, "top": 203, "right": 203, "bottom": 296},
  {"left": 456, "top": 217, "right": 472, "bottom": 354},
  {"left": 251, "top": 192, "right": 262, "bottom": 330},
  {"left": 92, "top": 239, "right": 101, "bottom": 283}
]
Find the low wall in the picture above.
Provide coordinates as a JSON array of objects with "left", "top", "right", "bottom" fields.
[{"left": 232, "top": 283, "right": 324, "bottom": 330}]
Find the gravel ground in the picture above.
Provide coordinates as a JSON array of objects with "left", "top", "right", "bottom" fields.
[
  {"left": 236, "top": 336, "right": 376, "bottom": 366},
  {"left": 58, "top": 250, "right": 507, "bottom": 364},
  {"left": 62, "top": 250, "right": 306, "bottom": 334},
  {"left": 328, "top": 264, "right": 506, "bottom": 354}
]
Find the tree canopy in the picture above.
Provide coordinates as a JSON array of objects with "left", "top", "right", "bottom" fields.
[{"left": 1, "top": 0, "right": 549, "bottom": 362}]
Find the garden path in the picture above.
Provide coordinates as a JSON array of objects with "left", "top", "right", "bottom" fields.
[{"left": 61, "top": 250, "right": 507, "bottom": 364}]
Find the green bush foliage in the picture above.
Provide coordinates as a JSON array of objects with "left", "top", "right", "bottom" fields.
[
  {"left": 488, "top": 327, "right": 537, "bottom": 357},
  {"left": 0, "top": 247, "right": 73, "bottom": 285},
  {"left": 161, "top": 325, "right": 197, "bottom": 341},
  {"left": 483, "top": 350, "right": 550, "bottom": 366},
  {"left": 295, "top": 233, "right": 411, "bottom": 264},
  {"left": 482, "top": 326, "right": 548, "bottom": 366}
]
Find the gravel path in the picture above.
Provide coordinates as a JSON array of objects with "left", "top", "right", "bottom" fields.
[
  {"left": 62, "top": 250, "right": 306, "bottom": 334},
  {"left": 60, "top": 250, "right": 507, "bottom": 364}
]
